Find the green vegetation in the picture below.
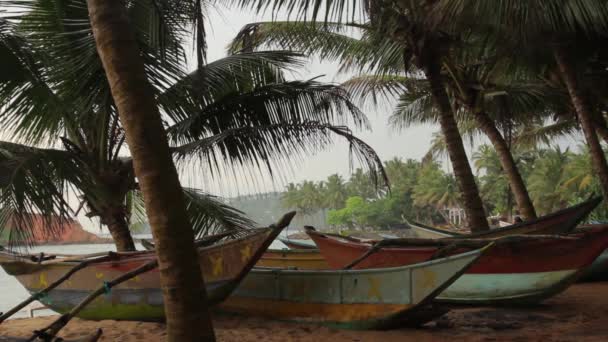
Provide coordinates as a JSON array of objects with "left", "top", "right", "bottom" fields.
[{"left": 283, "top": 145, "right": 606, "bottom": 230}]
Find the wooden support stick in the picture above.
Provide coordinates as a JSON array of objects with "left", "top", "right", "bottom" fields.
[
  {"left": 28, "top": 260, "right": 158, "bottom": 342},
  {"left": 343, "top": 243, "right": 382, "bottom": 270}
]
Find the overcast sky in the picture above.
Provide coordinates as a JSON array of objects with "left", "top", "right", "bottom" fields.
[{"left": 176, "top": 7, "right": 439, "bottom": 197}]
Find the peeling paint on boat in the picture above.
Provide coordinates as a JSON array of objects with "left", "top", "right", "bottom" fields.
[
  {"left": 581, "top": 249, "right": 608, "bottom": 280},
  {"left": 308, "top": 226, "right": 608, "bottom": 305},
  {"left": 219, "top": 248, "right": 485, "bottom": 329},
  {"left": 257, "top": 249, "right": 329, "bottom": 269},
  {"left": 438, "top": 270, "right": 577, "bottom": 302},
  {"left": 0, "top": 227, "right": 281, "bottom": 321}
]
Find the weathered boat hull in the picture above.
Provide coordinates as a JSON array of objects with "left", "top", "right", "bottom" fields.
[
  {"left": 257, "top": 249, "right": 329, "bottom": 269},
  {"left": 409, "top": 196, "right": 602, "bottom": 239},
  {"left": 577, "top": 224, "right": 608, "bottom": 281},
  {"left": 580, "top": 249, "right": 608, "bottom": 280},
  {"left": 278, "top": 237, "right": 317, "bottom": 249},
  {"left": 406, "top": 220, "right": 460, "bottom": 239},
  {"left": 0, "top": 227, "right": 283, "bottom": 321},
  {"left": 308, "top": 227, "right": 608, "bottom": 305},
  {"left": 219, "top": 248, "right": 486, "bottom": 329}
]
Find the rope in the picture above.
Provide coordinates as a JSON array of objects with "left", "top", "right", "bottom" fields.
[{"left": 103, "top": 281, "right": 112, "bottom": 295}]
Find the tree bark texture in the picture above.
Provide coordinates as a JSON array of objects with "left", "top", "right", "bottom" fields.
[
  {"left": 472, "top": 110, "right": 537, "bottom": 220},
  {"left": 86, "top": 1, "right": 215, "bottom": 340},
  {"left": 103, "top": 212, "right": 136, "bottom": 252},
  {"left": 554, "top": 47, "right": 608, "bottom": 202},
  {"left": 423, "top": 61, "right": 490, "bottom": 232}
]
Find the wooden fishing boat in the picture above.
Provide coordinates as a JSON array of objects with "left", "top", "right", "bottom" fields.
[
  {"left": 278, "top": 236, "right": 317, "bottom": 249},
  {"left": 406, "top": 196, "right": 602, "bottom": 239},
  {"left": 404, "top": 220, "right": 463, "bottom": 239},
  {"left": 577, "top": 224, "right": 608, "bottom": 281},
  {"left": 257, "top": 249, "right": 329, "bottom": 269},
  {"left": 218, "top": 247, "right": 489, "bottom": 329},
  {"left": 0, "top": 213, "right": 295, "bottom": 321},
  {"left": 307, "top": 225, "right": 608, "bottom": 305}
]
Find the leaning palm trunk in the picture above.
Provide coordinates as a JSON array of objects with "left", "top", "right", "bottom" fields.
[
  {"left": 423, "top": 60, "right": 489, "bottom": 232},
  {"left": 87, "top": 0, "right": 215, "bottom": 341},
  {"left": 102, "top": 213, "right": 136, "bottom": 252},
  {"left": 472, "top": 110, "right": 537, "bottom": 220},
  {"left": 554, "top": 47, "right": 608, "bottom": 201},
  {"left": 593, "top": 117, "right": 608, "bottom": 145}
]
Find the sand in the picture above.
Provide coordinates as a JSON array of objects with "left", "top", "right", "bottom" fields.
[{"left": 1, "top": 282, "right": 607, "bottom": 341}]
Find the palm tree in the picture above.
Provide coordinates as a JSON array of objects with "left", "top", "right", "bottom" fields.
[
  {"left": 0, "top": 1, "right": 386, "bottom": 250},
  {"left": 299, "top": 181, "right": 324, "bottom": 214},
  {"left": 527, "top": 147, "right": 573, "bottom": 214},
  {"left": 412, "top": 161, "right": 461, "bottom": 226},
  {"left": 323, "top": 174, "right": 348, "bottom": 209},
  {"left": 86, "top": 0, "right": 215, "bottom": 340},
  {"left": 347, "top": 168, "right": 379, "bottom": 200},
  {"left": 432, "top": 0, "right": 608, "bottom": 201},
  {"left": 229, "top": 15, "right": 490, "bottom": 231}
]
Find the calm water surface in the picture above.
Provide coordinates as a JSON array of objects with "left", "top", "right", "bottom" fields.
[{"left": 0, "top": 236, "right": 288, "bottom": 319}]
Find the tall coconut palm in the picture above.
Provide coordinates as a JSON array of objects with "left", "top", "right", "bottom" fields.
[
  {"left": 87, "top": 0, "right": 216, "bottom": 340},
  {"left": 323, "top": 174, "right": 348, "bottom": 209},
  {"left": 0, "top": 0, "right": 386, "bottom": 249},
  {"left": 229, "top": 15, "right": 489, "bottom": 231},
  {"left": 412, "top": 161, "right": 461, "bottom": 225}
]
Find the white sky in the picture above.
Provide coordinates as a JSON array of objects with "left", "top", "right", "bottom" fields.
[{"left": 176, "top": 7, "right": 438, "bottom": 197}]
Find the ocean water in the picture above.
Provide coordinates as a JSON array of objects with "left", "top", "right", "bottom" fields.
[{"left": 0, "top": 238, "right": 288, "bottom": 319}]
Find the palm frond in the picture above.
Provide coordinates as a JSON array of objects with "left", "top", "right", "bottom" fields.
[
  {"left": 160, "top": 51, "right": 306, "bottom": 124},
  {"left": 389, "top": 89, "right": 437, "bottom": 130},
  {"left": 515, "top": 119, "right": 579, "bottom": 148},
  {"left": 167, "top": 79, "right": 369, "bottom": 144},
  {"left": 0, "top": 141, "right": 82, "bottom": 247},
  {"left": 229, "top": 0, "right": 361, "bottom": 23},
  {"left": 171, "top": 121, "right": 388, "bottom": 188},
  {"left": 229, "top": 21, "right": 405, "bottom": 74},
  {"left": 341, "top": 74, "right": 425, "bottom": 108},
  {"left": 432, "top": 0, "right": 608, "bottom": 41},
  {"left": 129, "top": 188, "right": 255, "bottom": 238},
  {"left": 182, "top": 188, "right": 255, "bottom": 238}
]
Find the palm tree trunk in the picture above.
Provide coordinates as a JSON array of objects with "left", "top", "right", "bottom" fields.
[
  {"left": 422, "top": 61, "right": 489, "bottom": 232},
  {"left": 596, "top": 126, "right": 608, "bottom": 144},
  {"left": 86, "top": 1, "right": 215, "bottom": 341},
  {"left": 593, "top": 115, "right": 608, "bottom": 145},
  {"left": 554, "top": 48, "right": 608, "bottom": 200},
  {"left": 103, "top": 213, "right": 136, "bottom": 252},
  {"left": 472, "top": 110, "right": 537, "bottom": 220}
]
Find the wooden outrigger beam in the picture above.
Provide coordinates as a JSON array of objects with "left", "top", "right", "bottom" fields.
[
  {"left": 0, "top": 251, "right": 148, "bottom": 324},
  {"left": 27, "top": 260, "right": 158, "bottom": 342},
  {"left": 0, "top": 254, "right": 116, "bottom": 324}
]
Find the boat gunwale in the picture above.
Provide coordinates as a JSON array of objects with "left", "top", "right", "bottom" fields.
[
  {"left": 252, "top": 247, "right": 489, "bottom": 276},
  {"left": 0, "top": 227, "right": 272, "bottom": 267},
  {"left": 407, "top": 196, "right": 602, "bottom": 239},
  {"left": 406, "top": 220, "right": 462, "bottom": 237},
  {"left": 458, "top": 196, "right": 601, "bottom": 238}
]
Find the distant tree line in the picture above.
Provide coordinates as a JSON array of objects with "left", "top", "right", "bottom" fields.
[{"left": 282, "top": 145, "right": 607, "bottom": 230}]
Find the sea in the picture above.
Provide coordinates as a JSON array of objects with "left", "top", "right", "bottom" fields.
[{"left": 0, "top": 234, "right": 289, "bottom": 319}]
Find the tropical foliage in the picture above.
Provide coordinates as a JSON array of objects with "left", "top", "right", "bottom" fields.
[
  {"left": 285, "top": 144, "right": 607, "bottom": 230},
  {"left": 0, "top": 0, "right": 387, "bottom": 249}
]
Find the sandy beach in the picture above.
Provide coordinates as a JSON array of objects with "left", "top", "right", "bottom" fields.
[{"left": 1, "top": 282, "right": 606, "bottom": 341}]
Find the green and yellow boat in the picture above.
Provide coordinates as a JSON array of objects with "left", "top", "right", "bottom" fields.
[
  {"left": 0, "top": 215, "right": 293, "bottom": 321},
  {"left": 219, "top": 246, "right": 490, "bottom": 329}
]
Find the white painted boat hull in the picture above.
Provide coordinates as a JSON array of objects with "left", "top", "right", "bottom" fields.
[{"left": 437, "top": 269, "right": 578, "bottom": 304}]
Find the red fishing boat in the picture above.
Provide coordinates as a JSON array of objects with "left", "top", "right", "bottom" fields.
[{"left": 306, "top": 226, "right": 608, "bottom": 304}]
